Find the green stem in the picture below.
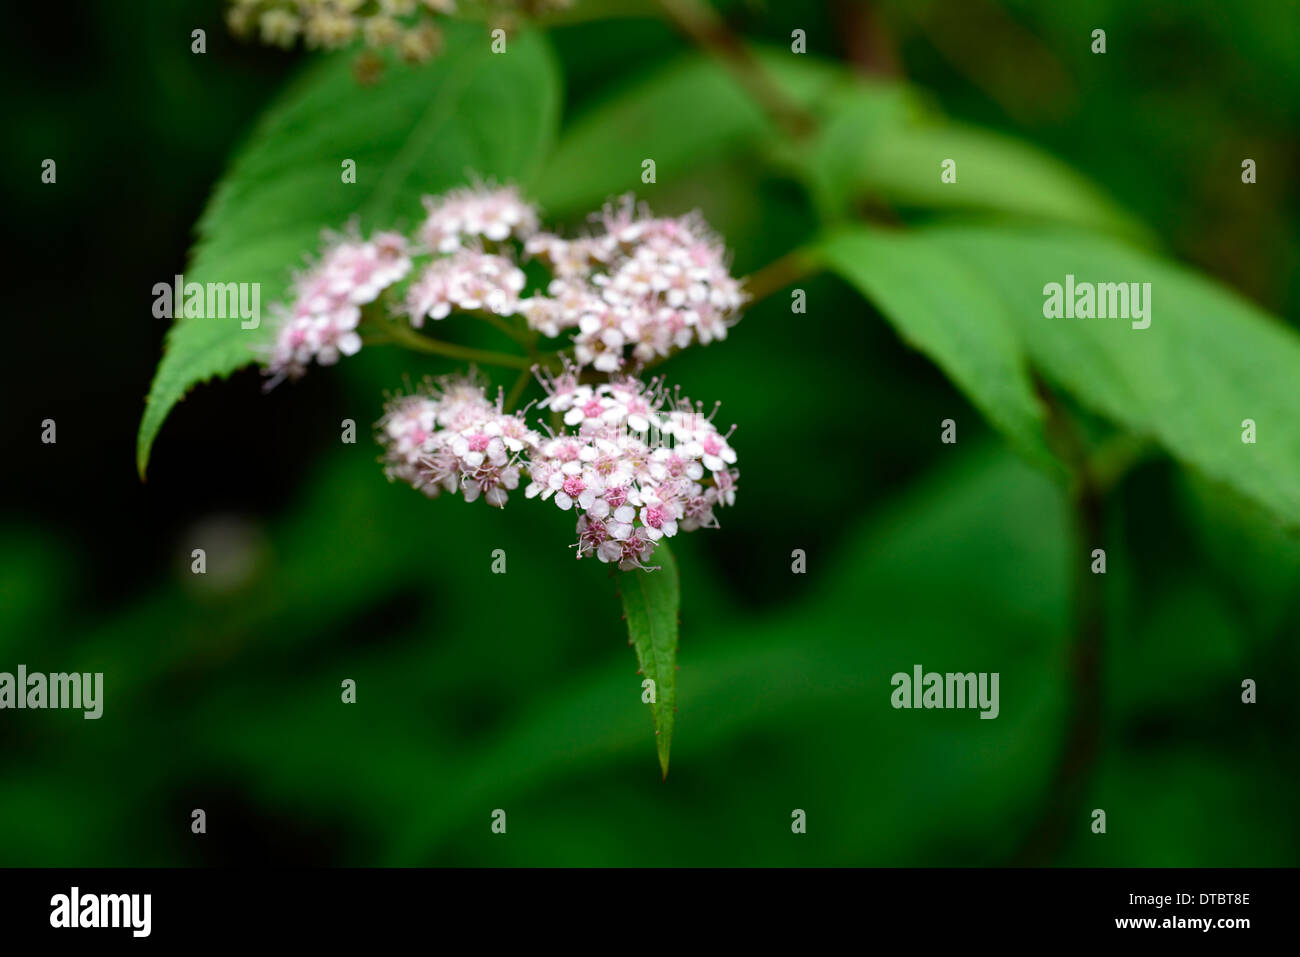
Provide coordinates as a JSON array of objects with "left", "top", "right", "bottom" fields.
[
  {"left": 502, "top": 367, "right": 533, "bottom": 412},
  {"left": 653, "top": 0, "right": 816, "bottom": 138},
  {"left": 367, "top": 242, "right": 821, "bottom": 379},
  {"left": 1014, "top": 381, "right": 1106, "bottom": 864},
  {"left": 1089, "top": 433, "right": 1155, "bottom": 495},
  {"left": 377, "top": 319, "right": 534, "bottom": 371},
  {"left": 744, "top": 249, "right": 821, "bottom": 303}
]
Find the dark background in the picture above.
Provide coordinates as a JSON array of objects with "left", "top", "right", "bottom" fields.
[{"left": 1, "top": 0, "right": 1297, "bottom": 865}]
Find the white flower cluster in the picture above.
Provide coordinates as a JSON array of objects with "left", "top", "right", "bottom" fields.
[
  {"left": 399, "top": 184, "right": 537, "bottom": 324},
  {"left": 403, "top": 248, "right": 526, "bottom": 326},
  {"left": 230, "top": 1, "right": 579, "bottom": 64},
  {"left": 378, "top": 376, "right": 539, "bottom": 507},
  {"left": 264, "top": 184, "right": 532, "bottom": 381},
  {"left": 262, "top": 184, "right": 743, "bottom": 570},
  {"left": 266, "top": 228, "right": 411, "bottom": 383},
  {"left": 263, "top": 187, "right": 748, "bottom": 390},
  {"left": 522, "top": 198, "right": 747, "bottom": 372},
  {"left": 264, "top": 186, "right": 746, "bottom": 385},
  {"left": 527, "top": 372, "right": 738, "bottom": 568},
  {"left": 417, "top": 183, "right": 539, "bottom": 252},
  {"left": 380, "top": 371, "right": 738, "bottom": 568}
]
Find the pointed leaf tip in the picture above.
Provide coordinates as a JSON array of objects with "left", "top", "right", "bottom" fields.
[{"left": 619, "top": 541, "right": 680, "bottom": 776}]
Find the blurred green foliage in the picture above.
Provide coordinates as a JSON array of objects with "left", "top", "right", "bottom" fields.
[{"left": 2, "top": 0, "right": 1298, "bottom": 865}]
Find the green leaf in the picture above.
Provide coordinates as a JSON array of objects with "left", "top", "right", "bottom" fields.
[
  {"left": 861, "top": 121, "right": 1149, "bottom": 240},
  {"left": 824, "top": 219, "right": 1300, "bottom": 525},
  {"left": 796, "top": 83, "right": 1152, "bottom": 243},
  {"left": 788, "top": 79, "right": 923, "bottom": 221},
  {"left": 536, "top": 46, "right": 1149, "bottom": 238},
  {"left": 926, "top": 224, "right": 1300, "bottom": 526},
  {"left": 818, "top": 226, "right": 1057, "bottom": 469},
  {"left": 136, "top": 24, "right": 561, "bottom": 477},
  {"left": 619, "top": 541, "right": 680, "bottom": 778},
  {"left": 533, "top": 50, "right": 842, "bottom": 217}
]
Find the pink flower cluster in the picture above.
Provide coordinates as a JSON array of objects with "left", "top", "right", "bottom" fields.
[
  {"left": 263, "top": 186, "right": 747, "bottom": 386},
  {"left": 526, "top": 370, "right": 739, "bottom": 570},
  {"left": 378, "top": 368, "right": 740, "bottom": 568},
  {"left": 402, "top": 248, "right": 526, "bottom": 326},
  {"left": 378, "top": 376, "right": 540, "bottom": 508},
  {"left": 260, "top": 183, "right": 744, "bottom": 571},
  {"left": 265, "top": 184, "right": 534, "bottom": 382},
  {"left": 266, "top": 228, "right": 411, "bottom": 382},
  {"left": 522, "top": 197, "right": 747, "bottom": 372},
  {"left": 417, "top": 184, "right": 539, "bottom": 253}
]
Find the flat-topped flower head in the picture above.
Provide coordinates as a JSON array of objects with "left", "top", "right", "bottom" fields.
[
  {"left": 521, "top": 195, "right": 747, "bottom": 371},
  {"left": 378, "top": 374, "right": 539, "bottom": 507},
  {"left": 229, "top": 0, "right": 552, "bottom": 64},
  {"left": 252, "top": 182, "right": 743, "bottom": 570},
  {"left": 417, "top": 184, "right": 540, "bottom": 253},
  {"left": 264, "top": 225, "right": 412, "bottom": 384},
  {"left": 526, "top": 369, "right": 737, "bottom": 568},
  {"left": 401, "top": 248, "right": 526, "bottom": 326}
]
